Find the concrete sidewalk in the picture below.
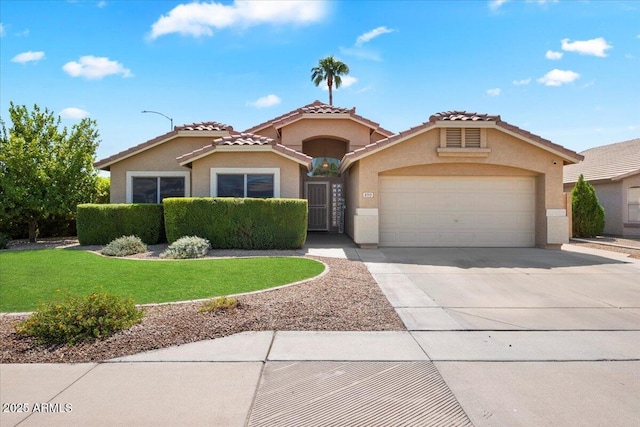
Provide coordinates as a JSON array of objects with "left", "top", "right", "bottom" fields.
[
  {"left": 1, "top": 331, "right": 471, "bottom": 427},
  {"left": 2, "top": 242, "right": 640, "bottom": 426}
]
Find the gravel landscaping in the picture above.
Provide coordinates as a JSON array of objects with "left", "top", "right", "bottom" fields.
[{"left": 0, "top": 240, "right": 405, "bottom": 364}]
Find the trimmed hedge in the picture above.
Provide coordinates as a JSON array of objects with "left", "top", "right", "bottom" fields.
[
  {"left": 163, "top": 198, "right": 307, "bottom": 249},
  {"left": 76, "top": 204, "right": 165, "bottom": 245}
]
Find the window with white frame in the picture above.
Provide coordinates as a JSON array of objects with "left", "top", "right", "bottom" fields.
[
  {"left": 628, "top": 187, "right": 640, "bottom": 222},
  {"left": 211, "top": 168, "right": 280, "bottom": 198},
  {"left": 126, "top": 171, "right": 190, "bottom": 203}
]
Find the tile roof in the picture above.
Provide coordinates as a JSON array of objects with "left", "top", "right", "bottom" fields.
[
  {"left": 177, "top": 121, "right": 233, "bottom": 131},
  {"left": 341, "top": 111, "right": 583, "bottom": 172},
  {"left": 430, "top": 111, "right": 501, "bottom": 121},
  {"left": 245, "top": 100, "right": 394, "bottom": 137},
  {"left": 95, "top": 121, "right": 233, "bottom": 170},
  {"left": 563, "top": 138, "right": 640, "bottom": 183},
  {"left": 177, "top": 133, "right": 313, "bottom": 167}
]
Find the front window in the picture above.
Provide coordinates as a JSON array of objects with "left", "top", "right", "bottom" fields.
[
  {"left": 126, "top": 171, "right": 190, "bottom": 203},
  {"left": 629, "top": 187, "right": 640, "bottom": 222},
  {"left": 132, "top": 176, "right": 185, "bottom": 203},
  {"left": 217, "top": 174, "right": 274, "bottom": 198}
]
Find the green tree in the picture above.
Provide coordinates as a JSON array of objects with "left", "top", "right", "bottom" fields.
[
  {"left": 0, "top": 103, "right": 100, "bottom": 242},
  {"left": 311, "top": 56, "right": 350, "bottom": 105},
  {"left": 94, "top": 176, "right": 110, "bottom": 204},
  {"left": 571, "top": 174, "right": 605, "bottom": 237}
]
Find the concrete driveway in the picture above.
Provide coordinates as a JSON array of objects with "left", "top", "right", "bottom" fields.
[{"left": 361, "top": 245, "right": 640, "bottom": 427}]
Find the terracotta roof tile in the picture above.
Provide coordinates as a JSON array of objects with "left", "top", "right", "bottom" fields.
[
  {"left": 215, "top": 133, "right": 275, "bottom": 146},
  {"left": 430, "top": 111, "right": 501, "bottom": 121},
  {"left": 177, "top": 132, "right": 312, "bottom": 168},
  {"left": 245, "top": 100, "right": 393, "bottom": 137},
  {"left": 177, "top": 121, "right": 233, "bottom": 131},
  {"left": 95, "top": 121, "right": 233, "bottom": 170},
  {"left": 563, "top": 138, "right": 640, "bottom": 183},
  {"left": 341, "top": 111, "right": 583, "bottom": 171}
]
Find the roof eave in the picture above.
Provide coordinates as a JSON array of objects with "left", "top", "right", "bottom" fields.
[
  {"left": 178, "top": 144, "right": 312, "bottom": 169},
  {"left": 94, "top": 129, "right": 230, "bottom": 170}
]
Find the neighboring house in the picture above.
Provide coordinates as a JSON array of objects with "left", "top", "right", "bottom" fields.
[
  {"left": 563, "top": 138, "right": 640, "bottom": 237},
  {"left": 96, "top": 101, "right": 583, "bottom": 248}
]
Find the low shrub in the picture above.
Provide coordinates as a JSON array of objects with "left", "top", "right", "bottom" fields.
[
  {"left": 163, "top": 198, "right": 307, "bottom": 249},
  {"left": 15, "top": 292, "right": 144, "bottom": 345},
  {"left": 76, "top": 204, "right": 164, "bottom": 245},
  {"left": 159, "top": 236, "right": 210, "bottom": 259},
  {"left": 102, "top": 235, "right": 148, "bottom": 257},
  {"left": 198, "top": 296, "right": 238, "bottom": 313}
]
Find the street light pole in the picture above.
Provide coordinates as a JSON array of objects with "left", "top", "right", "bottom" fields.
[{"left": 141, "top": 110, "right": 173, "bottom": 130}]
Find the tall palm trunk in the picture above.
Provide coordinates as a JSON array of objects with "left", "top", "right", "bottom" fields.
[{"left": 328, "top": 76, "right": 334, "bottom": 105}]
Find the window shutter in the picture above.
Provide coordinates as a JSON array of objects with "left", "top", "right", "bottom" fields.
[
  {"left": 446, "top": 128, "right": 462, "bottom": 148},
  {"left": 465, "top": 128, "right": 481, "bottom": 148}
]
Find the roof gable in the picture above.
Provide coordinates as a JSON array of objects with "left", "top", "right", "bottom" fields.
[
  {"left": 341, "top": 110, "right": 583, "bottom": 172},
  {"left": 245, "top": 100, "right": 393, "bottom": 137},
  {"left": 94, "top": 121, "right": 232, "bottom": 170},
  {"left": 177, "top": 132, "right": 312, "bottom": 168},
  {"left": 564, "top": 138, "right": 640, "bottom": 183}
]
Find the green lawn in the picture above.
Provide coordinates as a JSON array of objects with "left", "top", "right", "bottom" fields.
[{"left": 0, "top": 249, "right": 325, "bottom": 312}]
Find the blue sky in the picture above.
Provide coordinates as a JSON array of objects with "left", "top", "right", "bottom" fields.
[{"left": 1, "top": 0, "right": 638, "bottom": 163}]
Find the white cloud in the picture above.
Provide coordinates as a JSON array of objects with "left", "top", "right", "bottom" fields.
[
  {"left": 355, "top": 26, "right": 394, "bottom": 47},
  {"left": 0, "top": 23, "right": 4, "bottom": 37},
  {"left": 149, "top": 1, "right": 326, "bottom": 39},
  {"left": 340, "top": 75, "right": 357, "bottom": 88},
  {"left": 545, "top": 50, "right": 563, "bottom": 60},
  {"left": 62, "top": 56, "right": 133, "bottom": 79},
  {"left": 247, "top": 94, "right": 281, "bottom": 108},
  {"left": 537, "top": 69, "right": 580, "bottom": 86},
  {"left": 11, "top": 51, "right": 45, "bottom": 64},
  {"left": 97, "top": 1, "right": 107, "bottom": 8},
  {"left": 16, "top": 28, "right": 29, "bottom": 37},
  {"left": 486, "top": 88, "right": 501, "bottom": 96},
  {"left": 489, "top": 0, "right": 509, "bottom": 10},
  {"left": 60, "top": 107, "right": 90, "bottom": 119},
  {"left": 561, "top": 37, "right": 612, "bottom": 57},
  {"left": 513, "top": 78, "right": 531, "bottom": 86},
  {"left": 322, "top": 75, "right": 358, "bottom": 91}
]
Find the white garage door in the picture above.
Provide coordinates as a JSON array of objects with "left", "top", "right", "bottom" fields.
[{"left": 379, "top": 176, "right": 536, "bottom": 247}]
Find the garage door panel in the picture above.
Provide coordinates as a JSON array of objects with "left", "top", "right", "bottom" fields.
[{"left": 379, "top": 176, "right": 536, "bottom": 247}]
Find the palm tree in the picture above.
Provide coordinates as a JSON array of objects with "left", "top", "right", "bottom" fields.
[{"left": 311, "top": 56, "right": 350, "bottom": 105}]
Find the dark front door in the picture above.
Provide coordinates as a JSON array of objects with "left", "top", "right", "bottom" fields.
[{"left": 305, "top": 182, "right": 329, "bottom": 231}]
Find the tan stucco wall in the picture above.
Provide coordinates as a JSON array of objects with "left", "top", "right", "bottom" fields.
[
  {"left": 109, "top": 136, "right": 213, "bottom": 203},
  {"left": 591, "top": 182, "right": 624, "bottom": 235},
  {"left": 190, "top": 151, "right": 302, "bottom": 198},
  {"left": 279, "top": 119, "right": 373, "bottom": 153},
  {"left": 347, "top": 127, "right": 568, "bottom": 247},
  {"left": 344, "top": 162, "right": 360, "bottom": 239},
  {"left": 622, "top": 174, "right": 640, "bottom": 237}
]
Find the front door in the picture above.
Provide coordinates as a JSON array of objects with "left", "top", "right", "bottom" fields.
[{"left": 305, "top": 182, "right": 329, "bottom": 231}]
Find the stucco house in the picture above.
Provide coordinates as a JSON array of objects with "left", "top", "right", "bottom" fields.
[
  {"left": 96, "top": 101, "right": 583, "bottom": 248},
  {"left": 563, "top": 138, "right": 640, "bottom": 237}
]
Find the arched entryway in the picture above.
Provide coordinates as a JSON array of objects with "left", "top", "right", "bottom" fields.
[{"left": 302, "top": 137, "right": 347, "bottom": 232}]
